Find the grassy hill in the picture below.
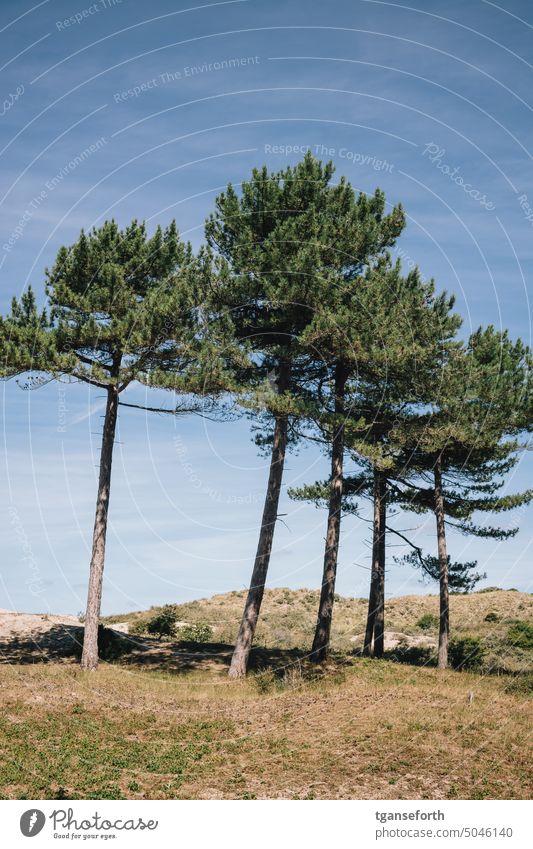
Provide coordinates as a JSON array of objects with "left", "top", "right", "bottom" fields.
[
  {"left": 104, "top": 586, "right": 533, "bottom": 674},
  {"left": 0, "top": 587, "right": 530, "bottom": 800}
]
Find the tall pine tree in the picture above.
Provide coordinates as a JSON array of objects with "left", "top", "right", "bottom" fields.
[
  {"left": 4, "top": 220, "right": 204, "bottom": 669},
  {"left": 391, "top": 327, "right": 532, "bottom": 667},
  {"left": 291, "top": 262, "right": 460, "bottom": 660},
  {"left": 206, "top": 153, "right": 404, "bottom": 676}
]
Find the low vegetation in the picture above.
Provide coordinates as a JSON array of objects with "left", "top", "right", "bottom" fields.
[
  {"left": 0, "top": 587, "right": 530, "bottom": 800},
  {"left": 448, "top": 636, "right": 486, "bottom": 671},
  {"left": 507, "top": 620, "right": 533, "bottom": 650},
  {"left": 0, "top": 659, "right": 530, "bottom": 800},
  {"left": 416, "top": 613, "right": 440, "bottom": 631},
  {"left": 145, "top": 605, "right": 180, "bottom": 640},
  {"left": 104, "top": 587, "right": 532, "bottom": 675}
]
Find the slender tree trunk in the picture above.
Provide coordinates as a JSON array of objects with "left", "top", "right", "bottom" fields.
[
  {"left": 311, "top": 363, "right": 347, "bottom": 663},
  {"left": 363, "top": 470, "right": 382, "bottom": 656},
  {"left": 373, "top": 477, "right": 387, "bottom": 658},
  {"left": 434, "top": 456, "right": 449, "bottom": 670},
  {"left": 81, "top": 385, "right": 119, "bottom": 670},
  {"left": 228, "top": 412, "right": 288, "bottom": 678}
]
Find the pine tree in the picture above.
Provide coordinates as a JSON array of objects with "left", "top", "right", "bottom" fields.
[
  {"left": 398, "top": 550, "right": 485, "bottom": 593},
  {"left": 296, "top": 256, "right": 465, "bottom": 661},
  {"left": 4, "top": 220, "right": 203, "bottom": 670},
  {"left": 289, "top": 467, "right": 387, "bottom": 656},
  {"left": 1, "top": 287, "right": 52, "bottom": 378},
  {"left": 206, "top": 152, "right": 404, "bottom": 676},
  {"left": 391, "top": 327, "right": 533, "bottom": 668},
  {"left": 346, "top": 277, "right": 461, "bottom": 659}
]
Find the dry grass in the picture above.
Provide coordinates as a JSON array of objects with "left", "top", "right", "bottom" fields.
[
  {"left": 105, "top": 588, "right": 533, "bottom": 669},
  {"left": 1, "top": 588, "right": 530, "bottom": 800},
  {"left": 0, "top": 659, "right": 530, "bottom": 800}
]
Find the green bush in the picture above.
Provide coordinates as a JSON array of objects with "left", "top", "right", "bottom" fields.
[
  {"left": 504, "top": 673, "right": 533, "bottom": 696},
  {"left": 484, "top": 611, "right": 500, "bottom": 623},
  {"left": 146, "top": 605, "right": 178, "bottom": 639},
  {"left": 449, "top": 636, "right": 486, "bottom": 670},
  {"left": 507, "top": 620, "right": 533, "bottom": 649},
  {"left": 387, "top": 645, "right": 436, "bottom": 666},
  {"left": 180, "top": 622, "right": 213, "bottom": 643},
  {"left": 416, "top": 613, "right": 439, "bottom": 630}
]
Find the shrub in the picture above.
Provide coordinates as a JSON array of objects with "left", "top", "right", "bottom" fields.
[
  {"left": 73, "top": 625, "right": 132, "bottom": 661},
  {"left": 416, "top": 613, "right": 439, "bottom": 630},
  {"left": 146, "top": 605, "right": 178, "bottom": 639},
  {"left": 180, "top": 622, "right": 213, "bottom": 643},
  {"left": 253, "top": 664, "right": 322, "bottom": 694},
  {"left": 449, "top": 636, "right": 486, "bottom": 670},
  {"left": 507, "top": 620, "right": 533, "bottom": 649},
  {"left": 484, "top": 611, "right": 500, "bottom": 623},
  {"left": 504, "top": 673, "right": 533, "bottom": 696},
  {"left": 253, "top": 669, "right": 276, "bottom": 694},
  {"left": 387, "top": 645, "right": 436, "bottom": 666}
]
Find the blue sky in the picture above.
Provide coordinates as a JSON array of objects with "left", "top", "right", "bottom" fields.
[{"left": 1, "top": 0, "right": 532, "bottom": 615}]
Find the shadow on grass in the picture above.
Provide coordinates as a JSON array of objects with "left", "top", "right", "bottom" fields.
[
  {"left": 112, "top": 640, "right": 312, "bottom": 676},
  {"left": 382, "top": 645, "right": 437, "bottom": 667},
  {"left": 381, "top": 645, "right": 531, "bottom": 693},
  {"left": 0, "top": 624, "right": 313, "bottom": 676},
  {"left": 4, "top": 627, "right": 526, "bottom": 690}
]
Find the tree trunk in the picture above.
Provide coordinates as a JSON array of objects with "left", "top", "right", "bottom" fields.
[
  {"left": 434, "top": 456, "right": 449, "bottom": 670},
  {"left": 311, "top": 363, "right": 347, "bottom": 663},
  {"left": 228, "top": 412, "right": 288, "bottom": 678},
  {"left": 363, "top": 470, "right": 383, "bottom": 656},
  {"left": 80, "top": 385, "right": 119, "bottom": 670},
  {"left": 373, "top": 476, "right": 387, "bottom": 658}
]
